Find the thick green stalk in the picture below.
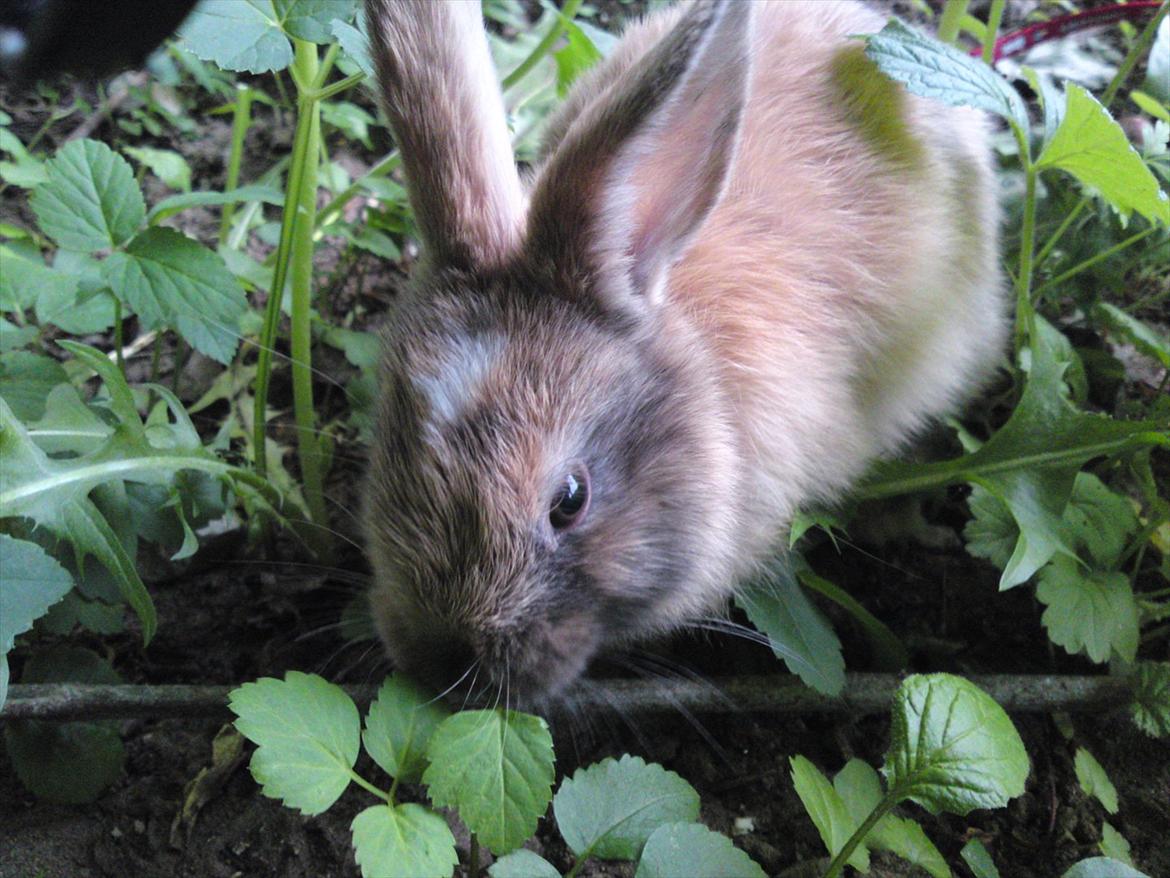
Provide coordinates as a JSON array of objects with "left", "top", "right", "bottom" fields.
[
  {"left": 219, "top": 84, "right": 254, "bottom": 244},
  {"left": 288, "top": 40, "right": 330, "bottom": 550},
  {"left": 981, "top": 0, "right": 1006, "bottom": 64},
  {"left": 822, "top": 794, "right": 899, "bottom": 878},
  {"left": 936, "top": 0, "right": 970, "bottom": 45}
]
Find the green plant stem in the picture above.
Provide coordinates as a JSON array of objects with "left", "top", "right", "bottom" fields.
[
  {"left": 936, "top": 0, "right": 970, "bottom": 45},
  {"left": 348, "top": 768, "right": 393, "bottom": 804},
  {"left": 469, "top": 834, "right": 480, "bottom": 877},
  {"left": 1032, "top": 226, "right": 1158, "bottom": 301},
  {"left": 219, "top": 85, "right": 254, "bottom": 244},
  {"left": 149, "top": 336, "right": 162, "bottom": 384},
  {"left": 113, "top": 300, "right": 125, "bottom": 375},
  {"left": 287, "top": 40, "right": 330, "bottom": 550},
  {"left": 798, "top": 568, "right": 908, "bottom": 670},
  {"left": 1034, "top": 199, "right": 1089, "bottom": 271},
  {"left": 981, "top": 0, "right": 1006, "bottom": 64},
  {"left": 305, "top": 71, "right": 365, "bottom": 103},
  {"left": 823, "top": 794, "right": 899, "bottom": 878},
  {"left": 1101, "top": 0, "right": 1170, "bottom": 108},
  {"left": 1014, "top": 151, "right": 1039, "bottom": 354},
  {"left": 1120, "top": 510, "right": 1170, "bottom": 567},
  {"left": 501, "top": 0, "right": 584, "bottom": 90}
]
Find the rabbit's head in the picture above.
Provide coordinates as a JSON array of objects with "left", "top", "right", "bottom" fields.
[{"left": 363, "top": 0, "right": 749, "bottom": 702}]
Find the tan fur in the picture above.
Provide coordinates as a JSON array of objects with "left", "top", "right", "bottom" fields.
[{"left": 363, "top": 0, "right": 1007, "bottom": 702}]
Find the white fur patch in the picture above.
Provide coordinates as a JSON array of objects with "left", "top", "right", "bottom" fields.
[{"left": 415, "top": 334, "right": 505, "bottom": 428}]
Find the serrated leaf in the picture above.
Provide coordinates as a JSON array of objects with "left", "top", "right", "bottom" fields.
[
  {"left": 789, "top": 755, "right": 869, "bottom": 871},
  {"left": 124, "top": 146, "right": 192, "bottom": 192},
  {"left": 29, "top": 139, "right": 144, "bottom": 251},
  {"left": 103, "top": 227, "right": 246, "bottom": 364},
  {"left": 554, "top": 754, "right": 701, "bottom": 862},
  {"left": 4, "top": 645, "right": 124, "bottom": 803},
  {"left": 831, "top": 759, "right": 950, "bottom": 878},
  {"left": 1037, "top": 84, "right": 1170, "bottom": 225},
  {"left": 1037, "top": 558, "right": 1139, "bottom": 663},
  {"left": 273, "top": 0, "right": 356, "bottom": 43},
  {"left": 423, "top": 709, "right": 554, "bottom": 855},
  {"left": 331, "top": 18, "right": 372, "bottom": 77},
  {"left": 884, "top": 674, "right": 1029, "bottom": 816},
  {"left": 1062, "top": 857, "right": 1149, "bottom": 878},
  {"left": 1099, "top": 822, "right": 1134, "bottom": 866},
  {"left": 554, "top": 18, "right": 603, "bottom": 98},
  {"left": 489, "top": 849, "right": 561, "bottom": 878},
  {"left": 1, "top": 246, "right": 78, "bottom": 315},
  {"left": 1093, "top": 302, "right": 1170, "bottom": 368},
  {"left": 1063, "top": 473, "right": 1139, "bottom": 569},
  {"left": 180, "top": 0, "right": 294, "bottom": 74},
  {"left": 737, "top": 560, "right": 844, "bottom": 695},
  {"left": 960, "top": 838, "right": 1001, "bottom": 878},
  {"left": 1131, "top": 661, "right": 1170, "bottom": 737},
  {"left": 229, "top": 671, "right": 360, "bottom": 815},
  {"left": 1074, "top": 748, "right": 1119, "bottom": 815},
  {"left": 0, "top": 534, "right": 74, "bottom": 708},
  {"left": 350, "top": 802, "right": 458, "bottom": 878},
  {"left": 38, "top": 590, "right": 124, "bottom": 636},
  {"left": 964, "top": 486, "right": 1017, "bottom": 569},
  {"left": 863, "top": 18, "right": 1029, "bottom": 131},
  {"left": 864, "top": 317, "right": 1167, "bottom": 589},
  {"left": 0, "top": 351, "right": 68, "bottom": 421},
  {"left": 362, "top": 674, "right": 449, "bottom": 784},
  {"left": 635, "top": 822, "right": 766, "bottom": 878}
]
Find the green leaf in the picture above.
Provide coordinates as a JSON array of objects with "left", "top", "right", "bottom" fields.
[
  {"left": 737, "top": 560, "right": 845, "bottom": 695},
  {"left": 423, "top": 709, "right": 555, "bottom": 855},
  {"left": 229, "top": 671, "right": 360, "bottom": 815},
  {"left": 554, "top": 754, "right": 701, "bottom": 862},
  {"left": 350, "top": 802, "right": 458, "bottom": 878},
  {"left": 124, "top": 146, "right": 192, "bottom": 192},
  {"left": 1130, "top": 661, "right": 1170, "bottom": 737},
  {"left": 960, "top": 838, "right": 1001, "bottom": 878},
  {"left": 864, "top": 318, "right": 1168, "bottom": 589},
  {"left": 4, "top": 645, "right": 124, "bottom": 803},
  {"left": 832, "top": 759, "right": 950, "bottom": 878},
  {"left": 1037, "top": 83, "right": 1170, "bottom": 225},
  {"left": 26, "top": 384, "right": 114, "bottom": 456},
  {"left": 147, "top": 184, "right": 285, "bottom": 223},
  {"left": 0, "top": 535, "right": 74, "bottom": 708},
  {"left": 331, "top": 18, "right": 372, "bottom": 77},
  {"left": 1061, "top": 857, "right": 1149, "bottom": 878},
  {"left": 635, "top": 823, "right": 766, "bottom": 878},
  {"left": 1063, "top": 473, "right": 1139, "bottom": 569},
  {"left": 180, "top": 0, "right": 294, "bottom": 73},
  {"left": 488, "top": 849, "right": 561, "bottom": 878},
  {"left": 1093, "top": 302, "right": 1170, "bottom": 369},
  {"left": 1143, "top": 16, "right": 1169, "bottom": 103},
  {"left": 554, "top": 17, "right": 603, "bottom": 97},
  {"left": 1099, "top": 822, "right": 1134, "bottom": 867},
  {"left": 38, "top": 590, "right": 124, "bottom": 636},
  {"left": 273, "top": 0, "right": 356, "bottom": 43},
  {"left": 1, "top": 246, "right": 79, "bottom": 317},
  {"left": 103, "top": 227, "right": 247, "bottom": 364},
  {"left": 863, "top": 18, "right": 1029, "bottom": 131},
  {"left": 362, "top": 673, "right": 450, "bottom": 785},
  {"left": 1037, "top": 558, "right": 1139, "bottom": 663},
  {"left": 1073, "top": 748, "right": 1119, "bottom": 814},
  {"left": 29, "top": 139, "right": 145, "bottom": 251},
  {"left": 964, "top": 486, "right": 1018, "bottom": 569},
  {"left": 884, "top": 674, "right": 1029, "bottom": 815},
  {"left": 0, "top": 351, "right": 68, "bottom": 421},
  {"left": 0, "top": 317, "right": 38, "bottom": 352},
  {"left": 788, "top": 755, "right": 869, "bottom": 871}
]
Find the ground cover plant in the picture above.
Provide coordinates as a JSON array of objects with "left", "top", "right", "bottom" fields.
[{"left": 1, "top": 0, "right": 1169, "bottom": 875}]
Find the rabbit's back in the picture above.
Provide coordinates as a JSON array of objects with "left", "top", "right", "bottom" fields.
[{"left": 547, "top": 0, "right": 1005, "bottom": 565}]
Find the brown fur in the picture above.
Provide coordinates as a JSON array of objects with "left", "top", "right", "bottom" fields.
[{"left": 362, "top": 0, "right": 1007, "bottom": 703}]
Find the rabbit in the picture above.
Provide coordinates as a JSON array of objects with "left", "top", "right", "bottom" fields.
[{"left": 361, "top": 0, "right": 1006, "bottom": 704}]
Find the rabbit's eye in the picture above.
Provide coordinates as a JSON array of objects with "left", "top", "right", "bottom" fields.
[{"left": 550, "top": 466, "right": 590, "bottom": 530}]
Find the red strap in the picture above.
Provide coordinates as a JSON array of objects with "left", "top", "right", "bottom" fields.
[{"left": 971, "top": 1, "right": 1164, "bottom": 62}]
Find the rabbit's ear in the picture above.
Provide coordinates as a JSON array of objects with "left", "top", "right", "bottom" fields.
[
  {"left": 366, "top": 0, "right": 525, "bottom": 270},
  {"left": 527, "top": 0, "right": 750, "bottom": 314}
]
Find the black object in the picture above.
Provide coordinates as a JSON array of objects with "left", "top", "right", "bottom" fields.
[{"left": 0, "top": 0, "right": 199, "bottom": 83}]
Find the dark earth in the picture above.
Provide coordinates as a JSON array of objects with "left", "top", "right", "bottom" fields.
[{"left": 2, "top": 0, "right": 1168, "bottom": 876}]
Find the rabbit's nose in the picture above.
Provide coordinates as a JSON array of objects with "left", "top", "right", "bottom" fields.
[{"left": 413, "top": 634, "right": 478, "bottom": 699}]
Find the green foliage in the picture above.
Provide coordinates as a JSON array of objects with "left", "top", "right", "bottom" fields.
[
  {"left": 229, "top": 671, "right": 361, "bottom": 815},
  {"left": 1062, "top": 857, "right": 1149, "bottom": 878},
  {"left": 423, "top": 709, "right": 555, "bottom": 855},
  {"left": 553, "top": 754, "right": 700, "bottom": 862},
  {"left": 960, "top": 839, "right": 1001, "bottom": 878},
  {"left": 1073, "top": 747, "right": 1119, "bottom": 814},
  {"left": 0, "top": 535, "right": 73, "bottom": 707},
  {"left": 1130, "top": 662, "right": 1170, "bottom": 737},
  {"left": 634, "top": 822, "right": 767, "bottom": 878},
  {"left": 350, "top": 803, "right": 458, "bottom": 878},
  {"left": 489, "top": 849, "right": 561, "bottom": 878},
  {"left": 362, "top": 674, "right": 449, "bottom": 785},
  {"left": 1038, "top": 559, "right": 1139, "bottom": 663}
]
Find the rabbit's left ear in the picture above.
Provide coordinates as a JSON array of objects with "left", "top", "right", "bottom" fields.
[
  {"left": 366, "top": 0, "right": 525, "bottom": 271},
  {"left": 526, "top": 0, "right": 750, "bottom": 314}
]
